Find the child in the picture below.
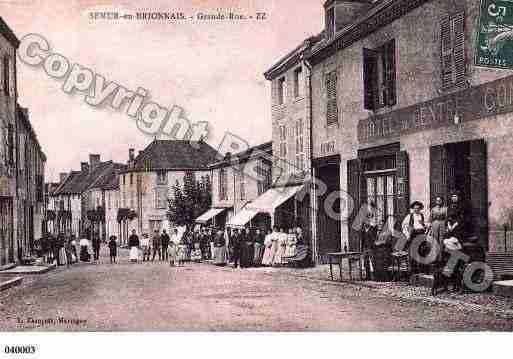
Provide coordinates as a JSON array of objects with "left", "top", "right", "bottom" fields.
[
  {"left": 190, "top": 242, "right": 202, "bottom": 263},
  {"left": 177, "top": 237, "right": 187, "bottom": 267},
  {"left": 108, "top": 235, "right": 117, "bottom": 264}
]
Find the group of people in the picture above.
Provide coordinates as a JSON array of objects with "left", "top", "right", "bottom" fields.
[
  {"left": 360, "top": 191, "right": 468, "bottom": 294},
  {"left": 124, "top": 224, "right": 305, "bottom": 269}
]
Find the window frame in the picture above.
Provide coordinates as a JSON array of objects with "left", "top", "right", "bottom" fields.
[{"left": 363, "top": 39, "right": 396, "bottom": 111}]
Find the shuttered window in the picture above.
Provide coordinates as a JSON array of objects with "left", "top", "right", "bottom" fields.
[
  {"left": 3, "top": 55, "right": 9, "bottom": 96},
  {"left": 363, "top": 39, "right": 396, "bottom": 110},
  {"left": 325, "top": 70, "right": 338, "bottom": 125},
  {"left": 440, "top": 12, "right": 465, "bottom": 90},
  {"left": 7, "top": 123, "right": 14, "bottom": 165},
  {"left": 219, "top": 168, "right": 228, "bottom": 201},
  {"left": 155, "top": 187, "right": 167, "bottom": 209},
  {"left": 277, "top": 77, "right": 286, "bottom": 105}
]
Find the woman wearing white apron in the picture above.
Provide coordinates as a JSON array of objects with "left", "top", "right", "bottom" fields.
[
  {"left": 128, "top": 229, "right": 140, "bottom": 263},
  {"left": 168, "top": 229, "right": 179, "bottom": 266},
  {"left": 273, "top": 228, "right": 288, "bottom": 266}
]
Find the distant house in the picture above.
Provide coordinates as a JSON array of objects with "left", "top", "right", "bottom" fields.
[
  {"left": 118, "top": 139, "right": 219, "bottom": 241},
  {"left": 199, "top": 141, "right": 273, "bottom": 229}
]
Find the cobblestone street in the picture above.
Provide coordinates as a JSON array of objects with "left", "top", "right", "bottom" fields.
[{"left": 1, "top": 247, "right": 513, "bottom": 331}]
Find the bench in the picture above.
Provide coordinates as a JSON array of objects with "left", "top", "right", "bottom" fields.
[
  {"left": 327, "top": 252, "right": 362, "bottom": 281},
  {"left": 486, "top": 252, "right": 513, "bottom": 280}
]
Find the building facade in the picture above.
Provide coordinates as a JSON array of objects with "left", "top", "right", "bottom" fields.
[
  {"left": 308, "top": 0, "right": 513, "bottom": 256},
  {"left": 205, "top": 142, "right": 273, "bottom": 228},
  {"left": 0, "top": 17, "right": 18, "bottom": 267},
  {"left": 119, "top": 140, "right": 218, "bottom": 241},
  {"left": 16, "top": 105, "right": 46, "bottom": 260}
]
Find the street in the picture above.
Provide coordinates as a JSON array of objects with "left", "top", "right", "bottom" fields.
[{"left": 1, "top": 248, "right": 513, "bottom": 331}]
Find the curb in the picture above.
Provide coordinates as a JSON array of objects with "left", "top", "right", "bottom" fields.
[
  {"left": 0, "top": 276, "right": 23, "bottom": 292},
  {"left": 0, "top": 263, "right": 17, "bottom": 272},
  {"left": 2, "top": 263, "right": 57, "bottom": 275}
]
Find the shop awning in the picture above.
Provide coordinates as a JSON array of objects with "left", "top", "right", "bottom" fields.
[
  {"left": 195, "top": 207, "right": 227, "bottom": 224},
  {"left": 246, "top": 185, "right": 305, "bottom": 213},
  {"left": 226, "top": 208, "right": 259, "bottom": 227},
  {"left": 225, "top": 185, "right": 304, "bottom": 227}
]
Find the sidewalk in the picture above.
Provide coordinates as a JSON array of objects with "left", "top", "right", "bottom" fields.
[
  {"left": 250, "top": 264, "right": 513, "bottom": 320},
  {"left": 0, "top": 263, "right": 56, "bottom": 275},
  {"left": 0, "top": 275, "right": 23, "bottom": 292}
]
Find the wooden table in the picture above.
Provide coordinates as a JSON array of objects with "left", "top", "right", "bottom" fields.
[{"left": 327, "top": 252, "right": 362, "bottom": 281}]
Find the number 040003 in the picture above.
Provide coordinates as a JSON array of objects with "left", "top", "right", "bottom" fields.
[{"left": 4, "top": 346, "right": 36, "bottom": 354}]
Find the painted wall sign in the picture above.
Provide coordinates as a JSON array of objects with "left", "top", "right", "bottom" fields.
[
  {"left": 476, "top": 0, "right": 513, "bottom": 68},
  {"left": 358, "top": 73, "right": 513, "bottom": 142}
]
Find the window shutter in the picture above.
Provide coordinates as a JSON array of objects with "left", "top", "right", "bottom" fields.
[
  {"left": 469, "top": 139, "right": 488, "bottom": 249},
  {"left": 440, "top": 15, "right": 453, "bottom": 90},
  {"left": 363, "top": 48, "right": 378, "bottom": 110},
  {"left": 385, "top": 39, "right": 396, "bottom": 106},
  {"left": 326, "top": 71, "right": 338, "bottom": 125},
  {"left": 347, "top": 159, "right": 361, "bottom": 251},
  {"left": 453, "top": 12, "right": 465, "bottom": 87},
  {"left": 396, "top": 150, "right": 410, "bottom": 222},
  {"left": 429, "top": 145, "right": 447, "bottom": 206}
]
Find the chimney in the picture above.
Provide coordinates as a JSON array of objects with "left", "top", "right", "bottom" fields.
[
  {"left": 324, "top": 0, "right": 371, "bottom": 38},
  {"left": 59, "top": 172, "right": 67, "bottom": 183},
  {"left": 89, "top": 154, "right": 100, "bottom": 171},
  {"left": 81, "top": 162, "right": 90, "bottom": 174}
]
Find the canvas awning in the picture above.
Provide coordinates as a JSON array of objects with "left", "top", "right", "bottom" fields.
[
  {"left": 195, "top": 207, "right": 227, "bottom": 224},
  {"left": 226, "top": 208, "right": 259, "bottom": 227},
  {"left": 226, "top": 185, "right": 305, "bottom": 227},
  {"left": 245, "top": 185, "right": 305, "bottom": 213}
]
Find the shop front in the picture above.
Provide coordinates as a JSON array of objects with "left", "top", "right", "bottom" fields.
[
  {"left": 195, "top": 207, "right": 231, "bottom": 228},
  {"left": 355, "top": 74, "right": 513, "bottom": 253}
]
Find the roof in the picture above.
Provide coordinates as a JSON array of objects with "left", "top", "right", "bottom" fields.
[
  {"left": 209, "top": 141, "right": 273, "bottom": 169},
  {"left": 264, "top": 34, "right": 322, "bottom": 80},
  {"left": 308, "top": 0, "right": 427, "bottom": 64},
  {"left": 53, "top": 161, "right": 124, "bottom": 195},
  {"left": 0, "top": 17, "right": 20, "bottom": 48},
  {"left": 97, "top": 163, "right": 126, "bottom": 191},
  {"left": 126, "top": 139, "right": 220, "bottom": 172},
  {"left": 17, "top": 105, "right": 47, "bottom": 162}
]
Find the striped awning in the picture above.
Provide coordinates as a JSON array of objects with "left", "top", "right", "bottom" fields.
[{"left": 195, "top": 207, "right": 227, "bottom": 224}]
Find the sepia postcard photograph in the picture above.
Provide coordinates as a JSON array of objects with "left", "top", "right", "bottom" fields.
[{"left": 0, "top": 0, "right": 512, "bottom": 356}]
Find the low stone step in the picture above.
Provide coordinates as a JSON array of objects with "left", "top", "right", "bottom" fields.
[{"left": 0, "top": 276, "right": 23, "bottom": 291}]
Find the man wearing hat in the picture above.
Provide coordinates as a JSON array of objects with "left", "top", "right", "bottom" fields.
[{"left": 401, "top": 201, "right": 427, "bottom": 274}]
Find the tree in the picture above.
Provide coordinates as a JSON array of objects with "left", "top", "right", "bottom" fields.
[{"left": 167, "top": 174, "right": 212, "bottom": 227}]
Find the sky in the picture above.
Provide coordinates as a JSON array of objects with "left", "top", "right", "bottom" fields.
[{"left": 1, "top": 0, "right": 324, "bottom": 182}]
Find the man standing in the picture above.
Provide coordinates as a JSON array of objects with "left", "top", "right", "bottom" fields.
[
  {"left": 92, "top": 233, "right": 101, "bottom": 261},
  {"left": 161, "top": 229, "right": 170, "bottom": 262},
  {"left": 151, "top": 229, "right": 162, "bottom": 261},
  {"left": 231, "top": 228, "right": 241, "bottom": 268}
]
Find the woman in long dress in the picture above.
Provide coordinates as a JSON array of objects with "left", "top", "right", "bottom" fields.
[
  {"left": 128, "top": 231, "right": 140, "bottom": 263},
  {"left": 428, "top": 196, "right": 447, "bottom": 251},
  {"left": 273, "top": 228, "right": 288, "bottom": 266},
  {"left": 253, "top": 229, "right": 265, "bottom": 266},
  {"left": 79, "top": 237, "right": 91, "bottom": 262},
  {"left": 213, "top": 229, "right": 227, "bottom": 266},
  {"left": 261, "top": 229, "right": 273, "bottom": 266},
  {"left": 168, "top": 229, "right": 179, "bottom": 266},
  {"left": 284, "top": 228, "right": 297, "bottom": 258}
]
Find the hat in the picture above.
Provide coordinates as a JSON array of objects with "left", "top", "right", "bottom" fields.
[{"left": 410, "top": 201, "right": 424, "bottom": 210}]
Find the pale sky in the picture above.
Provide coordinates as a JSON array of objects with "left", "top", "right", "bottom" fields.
[{"left": 1, "top": 0, "right": 324, "bottom": 182}]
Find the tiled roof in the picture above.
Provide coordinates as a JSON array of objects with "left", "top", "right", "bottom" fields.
[
  {"left": 96, "top": 163, "right": 126, "bottom": 191},
  {"left": 0, "top": 17, "right": 20, "bottom": 48},
  {"left": 130, "top": 140, "right": 220, "bottom": 171},
  {"left": 209, "top": 141, "right": 272, "bottom": 169}
]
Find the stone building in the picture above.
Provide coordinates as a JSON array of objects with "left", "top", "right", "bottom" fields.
[
  {"left": 0, "top": 17, "right": 18, "bottom": 267},
  {"left": 16, "top": 105, "right": 46, "bottom": 260},
  {"left": 264, "top": 35, "right": 321, "bottom": 257},
  {"left": 199, "top": 141, "right": 273, "bottom": 228},
  {"left": 119, "top": 140, "right": 218, "bottom": 241},
  {"left": 306, "top": 0, "right": 513, "bottom": 257}
]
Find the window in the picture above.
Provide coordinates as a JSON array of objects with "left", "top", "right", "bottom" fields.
[
  {"left": 219, "top": 168, "right": 228, "bottom": 200},
  {"left": 123, "top": 174, "right": 126, "bottom": 186},
  {"left": 325, "top": 70, "right": 338, "bottom": 125},
  {"left": 326, "top": 7, "right": 335, "bottom": 38},
  {"left": 3, "top": 55, "right": 9, "bottom": 96},
  {"left": 130, "top": 173, "right": 133, "bottom": 185},
  {"left": 278, "top": 124, "right": 287, "bottom": 173},
  {"left": 155, "top": 187, "right": 167, "bottom": 209},
  {"left": 7, "top": 123, "right": 13, "bottom": 165},
  {"left": 257, "top": 160, "right": 272, "bottom": 195},
  {"left": 440, "top": 12, "right": 465, "bottom": 90},
  {"left": 240, "top": 171, "right": 246, "bottom": 200},
  {"left": 156, "top": 171, "right": 167, "bottom": 185},
  {"left": 363, "top": 39, "right": 396, "bottom": 110},
  {"left": 295, "top": 119, "right": 305, "bottom": 172},
  {"left": 277, "top": 77, "right": 286, "bottom": 105},
  {"left": 185, "top": 171, "right": 195, "bottom": 184},
  {"left": 294, "top": 67, "right": 304, "bottom": 98}
]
